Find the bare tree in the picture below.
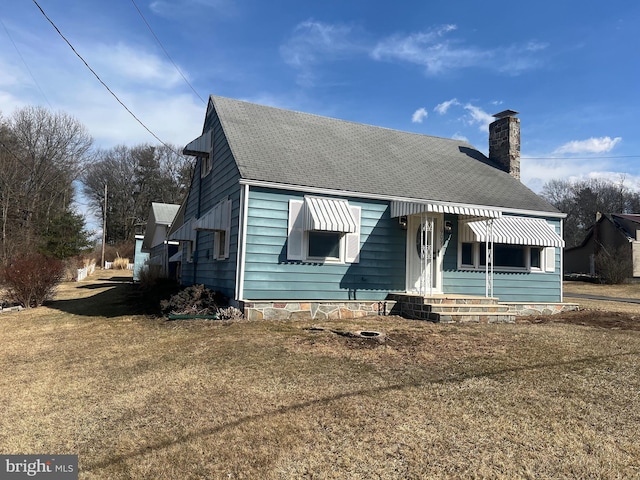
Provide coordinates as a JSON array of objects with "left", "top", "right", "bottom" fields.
[
  {"left": 0, "top": 107, "right": 92, "bottom": 264},
  {"left": 541, "top": 176, "right": 640, "bottom": 248},
  {"left": 83, "top": 144, "right": 193, "bottom": 244}
]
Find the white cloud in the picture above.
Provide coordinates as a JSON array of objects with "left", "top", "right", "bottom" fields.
[
  {"left": 371, "top": 26, "right": 547, "bottom": 76},
  {"left": 451, "top": 132, "right": 469, "bottom": 143},
  {"left": 371, "top": 25, "right": 488, "bottom": 75},
  {"left": 411, "top": 107, "right": 428, "bottom": 123},
  {"left": 463, "top": 103, "right": 493, "bottom": 131},
  {"left": 91, "top": 43, "right": 184, "bottom": 88},
  {"left": 280, "top": 20, "right": 363, "bottom": 86},
  {"left": 149, "top": 0, "right": 231, "bottom": 18},
  {"left": 434, "top": 98, "right": 459, "bottom": 114},
  {"left": 553, "top": 136, "right": 622, "bottom": 154}
]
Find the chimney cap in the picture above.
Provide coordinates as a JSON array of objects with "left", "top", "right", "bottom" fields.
[{"left": 492, "top": 109, "right": 519, "bottom": 119}]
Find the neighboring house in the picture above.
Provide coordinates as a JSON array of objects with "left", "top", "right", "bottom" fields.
[
  {"left": 133, "top": 234, "right": 149, "bottom": 282},
  {"left": 565, "top": 213, "right": 640, "bottom": 278},
  {"left": 141, "top": 202, "right": 180, "bottom": 279},
  {"left": 169, "top": 96, "right": 568, "bottom": 319}
]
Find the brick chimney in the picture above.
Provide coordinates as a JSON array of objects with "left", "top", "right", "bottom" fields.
[{"left": 489, "top": 110, "right": 520, "bottom": 180}]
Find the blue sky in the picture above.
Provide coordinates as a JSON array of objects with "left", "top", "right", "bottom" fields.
[{"left": 1, "top": 0, "right": 639, "bottom": 194}]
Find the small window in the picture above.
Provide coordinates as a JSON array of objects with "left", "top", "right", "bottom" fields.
[
  {"left": 530, "top": 247, "right": 542, "bottom": 269},
  {"left": 216, "top": 230, "right": 226, "bottom": 260},
  {"left": 308, "top": 231, "right": 341, "bottom": 259},
  {"left": 200, "top": 131, "right": 214, "bottom": 178},
  {"left": 461, "top": 242, "right": 474, "bottom": 266}
]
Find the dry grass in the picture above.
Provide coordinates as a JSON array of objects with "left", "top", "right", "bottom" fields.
[
  {"left": 112, "top": 257, "right": 130, "bottom": 270},
  {"left": 564, "top": 281, "right": 640, "bottom": 314},
  {"left": 1, "top": 271, "right": 639, "bottom": 479}
]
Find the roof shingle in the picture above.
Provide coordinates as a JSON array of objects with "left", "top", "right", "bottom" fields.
[{"left": 209, "top": 95, "right": 560, "bottom": 215}]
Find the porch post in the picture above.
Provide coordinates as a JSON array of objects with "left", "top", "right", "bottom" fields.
[{"left": 485, "top": 219, "right": 494, "bottom": 298}]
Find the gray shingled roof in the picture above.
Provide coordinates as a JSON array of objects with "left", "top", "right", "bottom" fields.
[
  {"left": 210, "top": 95, "right": 560, "bottom": 214},
  {"left": 151, "top": 202, "right": 180, "bottom": 225}
]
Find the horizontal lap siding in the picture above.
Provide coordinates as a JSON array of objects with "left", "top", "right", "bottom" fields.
[
  {"left": 442, "top": 214, "right": 562, "bottom": 302},
  {"left": 181, "top": 109, "right": 241, "bottom": 299},
  {"left": 243, "top": 188, "right": 405, "bottom": 300}
]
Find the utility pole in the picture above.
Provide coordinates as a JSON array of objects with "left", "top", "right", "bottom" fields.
[{"left": 101, "top": 183, "right": 107, "bottom": 268}]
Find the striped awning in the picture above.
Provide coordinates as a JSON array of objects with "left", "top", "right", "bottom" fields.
[
  {"left": 304, "top": 196, "right": 357, "bottom": 233},
  {"left": 390, "top": 201, "right": 502, "bottom": 219},
  {"left": 467, "top": 216, "right": 564, "bottom": 247}
]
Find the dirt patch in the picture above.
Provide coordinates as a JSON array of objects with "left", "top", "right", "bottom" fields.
[{"left": 524, "top": 309, "right": 640, "bottom": 331}]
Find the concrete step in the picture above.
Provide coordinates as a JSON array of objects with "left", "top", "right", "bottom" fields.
[
  {"left": 437, "top": 312, "right": 516, "bottom": 323},
  {"left": 428, "top": 304, "right": 511, "bottom": 314},
  {"left": 423, "top": 295, "right": 500, "bottom": 306}
]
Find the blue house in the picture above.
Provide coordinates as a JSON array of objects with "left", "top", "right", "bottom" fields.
[{"left": 169, "top": 96, "right": 570, "bottom": 320}]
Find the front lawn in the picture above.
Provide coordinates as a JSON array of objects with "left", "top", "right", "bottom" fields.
[{"left": 1, "top": 271, "right": 639, "bottom": 479}]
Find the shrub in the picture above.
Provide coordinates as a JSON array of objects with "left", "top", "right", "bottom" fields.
[
  {"left": 595, "top": 245, "right": 632, "bottom": 284},
  {"left": 138, "top": 264, "right": 161, "bottom": 289},
  {"left": 0, "top": 254, "right": 65, "bottom": 308}
]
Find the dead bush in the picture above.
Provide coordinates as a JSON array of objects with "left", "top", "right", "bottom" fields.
[
  {"left": 161, "top": 284, "right": 229, "bottom": 317},
  {"left": 595, "top": 245, "right": 632, "bottom": 284}
]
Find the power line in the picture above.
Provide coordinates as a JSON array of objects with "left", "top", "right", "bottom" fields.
[
  {"left": 0, "top": 17, "right": 53, "bottom": 109},
  {"left": 523, "top": 155, "right": 640, "bottom": 161},
  {"left": 31, "top": 0, "right": 180, "bottom": 155},
  {"left": 130, "top": 0, "right": 206, "bottom": 105}
]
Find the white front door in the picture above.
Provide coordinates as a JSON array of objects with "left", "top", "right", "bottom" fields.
[{"left": 406, "top": 214, "right": 443, "bottom": 295}]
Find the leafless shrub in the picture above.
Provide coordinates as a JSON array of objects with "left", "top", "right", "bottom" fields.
[{"left": 595, "top": 245, "right": 632, "bottom": 284}]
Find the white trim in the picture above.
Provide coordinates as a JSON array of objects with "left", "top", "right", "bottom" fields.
[
  {"left": 238, "top": 178, "right": 567, "bottom": 219},
  {"left": 236, "top": 184, "right": 249, "bottom": 301},
  {"left": 391, "top": 201, "right": 502, "bottom": 219}
]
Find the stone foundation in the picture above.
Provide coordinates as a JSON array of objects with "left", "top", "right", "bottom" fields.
[
  {"left": 241, "top": 300, "right": 397, "bottom": 321},
  {"left": 239, "top": 297, "right": 578, "bottom": 322},
  {"left": 504, "top": 302, "right": 579, "bottom": 316}
]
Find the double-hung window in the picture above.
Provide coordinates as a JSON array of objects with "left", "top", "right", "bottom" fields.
[{"left": 287, "top": 197, "right": 361, "bottom": 264}]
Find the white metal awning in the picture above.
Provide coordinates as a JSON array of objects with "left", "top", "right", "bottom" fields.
[
  {"left": 195, "top": 199, "right": 231, "bottom": 232},
  {"left": 467, "top": 216, "right": 565, "bottom": 247},
  {"left": 196, "top": 207, "right": 223, "bottom": 231},
  {"left": 390, "top": 201, "right": 502, "bottom": 219},
  {"left": 183, "top": 131, "right": 212, "bottom": 157},
  {"left": 304, "top": 196, "right": 357, "bottom": 233},
  {"left": 168, "top": 219, "right": 195, "bottom": 241}
]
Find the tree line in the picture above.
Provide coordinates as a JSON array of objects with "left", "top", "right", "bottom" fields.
[
  {"left": 0, "top": 104, "right": 636, "bottom": 268},
  {"left": 0, "top": 106, "right": 192, "bottom": 267},
  {"left": 541, "top": 177, "right": 640, "bottom": 248}
]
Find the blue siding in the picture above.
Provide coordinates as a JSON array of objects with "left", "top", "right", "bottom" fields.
[
  {"left": 442, "top": 214, "right": 563, "bottom": 302},
  {"left": 179, "top": 105, "right": 241, "bottom": 299},
  {"left": 243, "top": 188, "right": 406, "bottom": 300},
  {"left": 133, "top": 237, "right": 149, "bottom": 282}
]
